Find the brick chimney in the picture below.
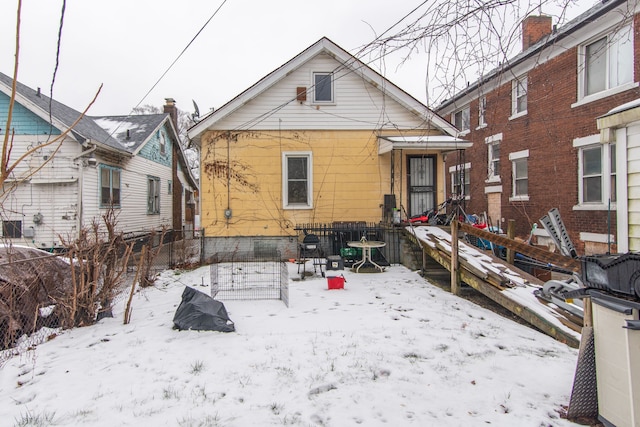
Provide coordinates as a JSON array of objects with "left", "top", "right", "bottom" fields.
[
  {"left": 522, "top": 15, "right": 553, "bottom": 51},
  {"left": 163, "top": 98, "right": 178, "bottom": 129}
]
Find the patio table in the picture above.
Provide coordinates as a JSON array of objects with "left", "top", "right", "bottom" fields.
[{"left": 347, "top": 239, "right": 386, "bottom": 273}]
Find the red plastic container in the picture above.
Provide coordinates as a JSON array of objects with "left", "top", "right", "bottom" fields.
[{"left": 327, "top": 275, "right": 345, "bottom": 290}]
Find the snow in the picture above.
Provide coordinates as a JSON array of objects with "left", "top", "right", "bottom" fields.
[{"left": 0, "top": 259, "right": 582, "bottom": 426}]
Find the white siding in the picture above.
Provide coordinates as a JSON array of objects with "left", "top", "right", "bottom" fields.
[
  {"left": 1, "top": 135, "right": 82, "bottom": 249},
  {"left": 627, "top": 123, "right": 640, "bottom": 251},
  {"left": 213, "top": 53, "right": 426, "bottom": 131}
]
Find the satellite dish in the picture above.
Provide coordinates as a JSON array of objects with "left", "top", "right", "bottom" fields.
[{"left": 192, "top": 100, "right": 200, "bottom": 122}]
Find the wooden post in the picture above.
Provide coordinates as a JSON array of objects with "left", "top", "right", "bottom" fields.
[
  {"left": 506, "top": 219, "right": 515, "bottom": 265},
  {"left": 451, "top": 219, "right": 460, "bottom": 295}
]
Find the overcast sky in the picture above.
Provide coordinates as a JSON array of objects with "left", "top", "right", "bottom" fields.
[{"left": 1, "top": 0, "right": 590, "bottom": 118}]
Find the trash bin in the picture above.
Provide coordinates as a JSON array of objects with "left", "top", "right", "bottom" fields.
[{"left": 326, "top": 255, "right": 345, "bottom": 290}]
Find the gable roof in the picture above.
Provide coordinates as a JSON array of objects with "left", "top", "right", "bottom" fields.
[
  {"left": 438, "top": 0, "right": 629, "bottom": 110},
  {"left": 0, "top": 71, "right": 172, "bottom": 155},
  {"left": 188, "top": 37, "right": 458, "bottom": 144}
]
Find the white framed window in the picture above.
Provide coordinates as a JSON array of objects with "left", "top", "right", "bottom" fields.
[
  {"left": 511, "top": 75, "right": 527, "bottom": 117},
  {"left": 478, "top": 97, "right": 487, "bottom": 128},
  {"left": 168, "top": 179, "right": 172, "bottom": 195},
  {"left": 283, "top": 152, "right": 313, "bottom": 209},
  {"left": 574, "top": 135, "right": 616, "bottom": 209},
  {"left": 580, "top": 24, "right": 633, "bottom": 99},
  {"left": 148, "top": 176, "right": 160, "bottom": 214},
  {"left": 159, "top": 130, "right": 166, "bottom": 155},
  {"left": 100, "top": 165, "right": 121, "bottom": 208},
  {"left": 452, "top": 105, "right": 470, "bottom": 133},
  {"left": 313, "top": 72, "right": 333, "bottom": 103},
  {"left": 509, "top": 150, "right": 529, "bottom": 201},
  {"left": 449, "top": 162, "right": 471, "bottom": 200},
  {"left": 485, "top": 133, "right": 502, "bottom": 183}
]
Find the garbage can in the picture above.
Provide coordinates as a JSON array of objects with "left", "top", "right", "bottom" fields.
[{"left": 325, "top": 255, "right": 345, "bottom": 290}]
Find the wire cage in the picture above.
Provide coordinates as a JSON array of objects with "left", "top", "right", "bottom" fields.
[{"left": 210, "top": 251, "right": 289, "bottom": 307}]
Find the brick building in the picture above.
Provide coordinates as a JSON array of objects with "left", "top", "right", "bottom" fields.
[{"left": 436, "top": 0, "right": 640, "bottom": 255}]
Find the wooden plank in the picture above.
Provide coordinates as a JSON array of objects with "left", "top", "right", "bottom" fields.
[
  {"left": 412, "top": 229, "right": 580, "bottom": 348},
  {"left": 451, "top": 220, "right": 460, "bottom": 295},
  {"left": 458, "top": 222, "right": 581, "bottom": 272}
]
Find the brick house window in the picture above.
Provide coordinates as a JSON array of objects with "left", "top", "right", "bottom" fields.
[
  {"left": 511, "top": 75, "right": 527, "bottom": 117},
  {"left": 509, "top": 150, "right": 529, "bottom": 201},
  {"left": 283, "top": 152, "right": 312, "bottom": 209},
  {"left": 478, "top": 97, "right": 487, "bottom": 127},
  {"left": 582, "top": 24, "right": 633, "bottom": 98},
  {"left": 100, "top": 165, "right": 121, "bottom": 207},
  {"left": 453, "top": 105, "right": 470, "bottom": 133},
  {"left": 577, "top": 143, "right": 616, "bottom": 205},
  {"left": 449, "top": 163, "right": 471, "bottom": 200},
  {"left": 485, "top": 133, "right": 502, "bottom": 182},
  {"left": 313, "top": 72, "right": 333, "bottom": 103},
  {"left": 2, "top": 220, "right": 22, "bottom": 238}
]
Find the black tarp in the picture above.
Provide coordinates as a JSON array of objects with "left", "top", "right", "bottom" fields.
[{"left": 173, "top": 287, "right": 235, "bottom": 332}]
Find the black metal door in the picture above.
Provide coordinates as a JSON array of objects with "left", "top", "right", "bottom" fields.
[{"left": 408, "top": 156, "right": 436, "bottom": 216}]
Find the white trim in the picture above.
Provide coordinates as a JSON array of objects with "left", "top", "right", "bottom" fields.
[
  {"left": 448, "top": 162, "right": 471, "bottom": 173},
  {"left": 572, "top": 82, "right": 639, "bottom": 109},
  {"left": 580, "top": 232, "right": 615, "bottom": 244},
  {"left": 485, "top": 133, "right": 503, "bottom": 144},
  {"left": 282, "top": 151, "right": 313, "bottom": 210},
  {"left": 572, "top": 134, "right": 600, "bottom": 148},
  {"left": 508, "top": 149, "right": 529, "bottom": 160},
  {"left": 484, "top": 185, "right": 503, "bottom": 194},
  {"left": 509, "top": 195, "right": 530, "bottom": 202},
  {"left": 572, "top": 203, "right": 617, "bottom": 211},
  {"left": 508, "top": 110, "right": 528, "bottom": 121},
  {"left": 616, "top": 127, "right": 628, "bottom": 253}
]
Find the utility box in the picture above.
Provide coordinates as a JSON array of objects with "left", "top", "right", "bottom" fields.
[
  {"left": 325, "top": 255, "right": 344, "bottom": 272},
  {"left": 591, "top": 292, "right": 640, "bottom": 427}
]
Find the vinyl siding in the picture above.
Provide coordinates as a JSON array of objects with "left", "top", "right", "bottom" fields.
[
  {"left": 628, "top": 123, "right": 640, "bottom": 251},
  {"left": 212, "top": 53, "right": 427, "bottom": 131}
]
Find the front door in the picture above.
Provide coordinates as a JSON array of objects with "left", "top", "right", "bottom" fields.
[{"left": 408, "top": 155, "right": 436, "bottom": 216}]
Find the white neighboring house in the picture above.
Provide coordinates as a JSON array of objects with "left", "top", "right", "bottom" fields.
[{"left": 0, "top": 72, "right": 198, "bottom": 250}]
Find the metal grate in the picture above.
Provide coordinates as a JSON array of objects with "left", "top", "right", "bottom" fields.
[{"left": 210, "top": 251, "right": 288, "bottom": 306}]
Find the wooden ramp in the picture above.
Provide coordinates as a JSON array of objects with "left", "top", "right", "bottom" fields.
[{"left": 408, "top": 225, "right": 581, "bottom": 348}]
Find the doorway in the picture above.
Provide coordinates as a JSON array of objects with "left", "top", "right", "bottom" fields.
[{"left": 407, "top": 155, "right": 436, "bottom": 216}]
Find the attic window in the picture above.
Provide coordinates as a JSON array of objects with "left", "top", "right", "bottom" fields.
[
  {"left": 313, "top": 72, "right": 333, "bottom": 103},
  {"left": 159, "top": 131, "right": 166, "bottom": 155}
]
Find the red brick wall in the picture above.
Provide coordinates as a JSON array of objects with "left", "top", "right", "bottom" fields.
[{"left": 442, "top": 12, "right": 640, "bottom": 254}]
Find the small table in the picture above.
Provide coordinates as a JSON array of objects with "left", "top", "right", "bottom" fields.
[{"left": 347, "top": 240, "right": 387, "bottom": 273}]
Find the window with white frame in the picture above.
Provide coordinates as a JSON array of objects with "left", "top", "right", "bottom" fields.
[
  {"left": 509, "top": 150, "right": 529, "bottom": 200},
  {"left": 283, "top": 152, "right": 312, "bottom": 209},
  {"left": 582, "top": 24, "right": 633, "bottom": 98},
  {"left": 159, "top": 130, "right": 166, "bottom": 155},
  {"left": 486, "top": 133, "right": 502, "bottom": 182},
  {"left": 575, "top": 135, "right": 616, "bottom": 207},
  {"left": 100, "top": 165, "right": 121, "bottom": 207},
  {"left": 313, "top": 72, "right": 333, "bottom": 103},
  {"left": 148, "top": 176, "right": 160, "bottom": 214},
  {"left": 453, "top": 105, "right": 470, "bottom": 133},
  {"left": 512, "top": 75, "right": 527, "bottom": 116},
  {"left": 478, "top": 97, "right": 487, "bottom": 127},
  {"left": 449, "top": 163, "right": 471, "bottom": 199}
]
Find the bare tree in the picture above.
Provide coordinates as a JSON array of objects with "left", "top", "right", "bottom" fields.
[{"left": 360, "top": 0, "right": 581, "bottom": 106}]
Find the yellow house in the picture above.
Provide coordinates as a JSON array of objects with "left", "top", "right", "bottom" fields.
[{"left": 188, "top": 37, "right": 470, "bottom": 258}]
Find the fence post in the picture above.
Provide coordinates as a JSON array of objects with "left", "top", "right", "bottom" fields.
[
  {"left": 506, "top": 219, "right": 515, "bottom": 264},
  {"left": 451, "top": 219, "right": 460, "bottom": 296}
]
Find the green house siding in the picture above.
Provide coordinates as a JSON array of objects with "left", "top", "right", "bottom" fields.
[
  {"left": 0, "top": 92, "right": 61, "bottom": 135},
  {"left": 138, "top": 125, "right": 172, "bottom": 167}
]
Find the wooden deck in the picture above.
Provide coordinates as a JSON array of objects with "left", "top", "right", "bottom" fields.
[{"left": 408, "top": 224, "right": 582, "bottom": 348}]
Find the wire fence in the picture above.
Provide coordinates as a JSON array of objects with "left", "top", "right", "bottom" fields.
[{"left": 210, "top": 251, "right": 289, "bottom": 307}]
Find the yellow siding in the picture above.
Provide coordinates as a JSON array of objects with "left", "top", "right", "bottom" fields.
[{"left": 200, "top": 129, "right": 444, "bottom": 237}]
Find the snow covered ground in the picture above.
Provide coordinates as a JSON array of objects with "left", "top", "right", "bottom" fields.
[{"left": 0, "top": 262, "right": 581, "bottom": 426}]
